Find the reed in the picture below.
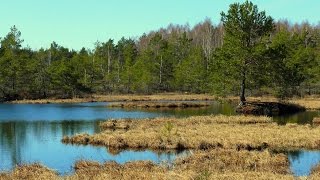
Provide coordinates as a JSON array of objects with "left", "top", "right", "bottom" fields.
[
  {"left": 0, "top": 163, "right": 57, "bottom": 180},
  {"left": 0, "top": 149, "right": 300, "bottom": 180},
  {"left": 290, "top": 98, "right": 320, "bottom": 110},
  {"left": 9, "top": 94, "right": 320, "bottom": 111},
  {"left": 99, "top": 115, "right": 272, "bottom": 131},
  {"left": 63, "top": 115, "right": 320, "bottom": 151},
  {"left": 313, "top": 117, "right": 320, "bottom": 124},
  {"left": 10, "top": 93, "right": 215, "bottom": 104},
  {"left": 228, "top": 96, "right": 320, "bottom": 110}
]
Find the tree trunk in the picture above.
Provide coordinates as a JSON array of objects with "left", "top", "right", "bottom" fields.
[{"left": 239, "top": 71, "right": 246, "bottom": 106}]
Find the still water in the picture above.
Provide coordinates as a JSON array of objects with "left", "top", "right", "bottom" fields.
[
  {"left": 0, "top": 102, "right": 233, "bottom": 175},
  {"left": 0, "top": 102, "right": 319, "bottom": 176},
  {"left": 289, "top": 150, "right": 320, "bottom": 176}
]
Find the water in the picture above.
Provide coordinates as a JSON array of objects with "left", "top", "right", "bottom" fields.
[
  {"left": 0, "top": 102, "right": 161, "bottom": 122},
  {"left": 0, "top": 101, "right": 319, "bottom": 176},
  {"left": 274, "top": 111, "right": 320, "bottom": 125},
  {"left": 288, "top": 150, "right": 320, "bottom": 176},
  {"left": 143, "top": 101, "right": 236, "bottom": 117},
  {"left": 0, "top": 102, "right": 225, "bottom": 175}
]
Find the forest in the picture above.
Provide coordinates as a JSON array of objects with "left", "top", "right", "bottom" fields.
[{"left": 0, "top": 2, "right": 320, "bottom": 101}]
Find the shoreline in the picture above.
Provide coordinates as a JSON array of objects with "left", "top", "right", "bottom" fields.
[
  {"left": 5, "top": 94, "right": 320, "bottom": 111},
  {"left": 62, "top": 115, "right": 320, "bottom": 151},
  {"left": 0, "top": 149, "right": 300, "bottom": 180},
  {"left": 6, "top": 94, "right": 216, "bottom": 104},
  {"left": 3, "top": 113, "right": 320, "bottom": 180},
  {"left": 2, "top": 110, "right": 320, "bottom": 179}
]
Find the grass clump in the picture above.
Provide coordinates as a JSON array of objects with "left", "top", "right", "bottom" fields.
[
  {"left": 0, "top": 149, "right": 300, "bottom": 180},
  {"left": 100, "top": 119, "right": 132, "bottom": 130},
  {"left": 290, "top": 97, "right": 320, "bottom": 110},
  {"left": 0, "top": 163, "right": 57, "bottom": 180},
  {"left": 228, "top": 96, "right": 320, "bottom": 110},
  {"left": 313, "top": 117, "right": 320, "bottom": 125},
  {"left": 175, "top": 149, "right": 289, "bottom": 174},
  {"left": 62, "top": 115, "right": 320, "bottom": 151},
  {"left": 10, "top": 93, "right": 215, "bottom": 104},
  {"left": 307, "top": 163, "right": 320, "bottom": 180},
  {"left": 99, "top": 115, "right": 272, "bottom": 132}
]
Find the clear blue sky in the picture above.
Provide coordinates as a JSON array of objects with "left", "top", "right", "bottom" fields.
[{"left": 0, "top": 0, "right": 319, "bottom": 50}]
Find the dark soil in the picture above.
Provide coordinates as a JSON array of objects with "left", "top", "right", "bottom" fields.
[{"left": 236, "top": 102, "right": 306, "bottom": 116}]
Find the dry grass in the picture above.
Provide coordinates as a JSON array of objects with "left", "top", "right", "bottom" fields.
[
  {"left": 308, "top": 163, "right": 320, "bottom": 180},
  {"left": 0, "top": 163, "right": 57, "bottom": 180},
  {"left": 62, "top": 115, "right": 320, "bottom": 151},
  {"left": 227, "top": 96, "right": 320, "bottom": 110},
  {"left": 290, "top": 98, "right": 320, "bottom": 110},
  {"left": 8, "top": 92, "right": 320, "bottom": 111},
  {"left": 10, "top": 93, "right": 215, "bottom": 104},
  {"left": 107, "top": 101, "right": 211, "bottom": 108},
  {"left": 99, "top": 115, "right": 272, "bottom": 131},
  {"left": 0, "top": 149, "right": 300, "bottom": 180},
  {"left": 227, "top": 96, "right": 278, "bottom": 103},
  {"left": 313, "top": 117, "right": 320, "bottom": 124},
  {"left": 65, "top": 149, "right": 292, "bottom": 180},
  {"left": 175, "top": 149, "right": 289, "bottom": 174},
  {"left": 9, "top": 93, "right": 320, "bottom": 110}
]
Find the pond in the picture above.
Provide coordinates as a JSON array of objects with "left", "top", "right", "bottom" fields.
[
  {"left": 288, "top": 150, "right": 320, "bottom": 176},
  {"left": 0, "top": 101, "right": 319, "bottom": 176}
]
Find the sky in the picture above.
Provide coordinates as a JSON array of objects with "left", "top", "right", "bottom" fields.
[{"left": 0, "top": 0, "right": 319, "bottom": 50}]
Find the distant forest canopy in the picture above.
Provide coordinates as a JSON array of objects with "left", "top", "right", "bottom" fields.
[{"left": 0, "top": 1, "right": 320, "bottom": 101}]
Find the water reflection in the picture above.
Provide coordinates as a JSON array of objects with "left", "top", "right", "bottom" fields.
[
  {"left": 288, "top": 150, "right": 320, "bottom": 176},
  {"left": 0, "top": 120, "right": 190, "bottom": 175},
  {"left": 0, "top": 103, "right": 161, "bottom": 122},
  {"left": 0, "top": 121, "right": 99, "bottom": 173},
  {"left": 144, "top": 101, "right": 237, "bottom": 117},
  {"left": 0, "top": 102, "right": 199, "bottom": 174},
  {"left": 1, "top": 102, "right": 320, "bottom": 175},
  {"left": 273, "top": 111, "right": 320, "bottom": 125}
]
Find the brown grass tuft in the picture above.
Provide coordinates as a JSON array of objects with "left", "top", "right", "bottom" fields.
[
  {"left": 228, "top": 96, "right": 320, "bottom": 111},
  {"left": 175, "top": 149, "right": 289, "bottom": 174},
  {"left": 290, "top": 98, "right": 320, "bottom": 110},
  {"left": 63, "top": 115, "right": 320, "bottom": 151},
  {"left": 0, "top": 150, "right": 301, "bottom": 180},
  {"left": 308, "top": 163, "right": 320, "bottom": 180},
  {"left": 0, "top": 163, "right": 58, "bottom": 180},
  {"left": 10, "top": 93, "right": 215, "bottom": 104},
  {"left": 99, "top": 115, "right": 272, "bottom": 131},
  {"left": 313, "top": 117, "right": 320, "bottom": 125}
]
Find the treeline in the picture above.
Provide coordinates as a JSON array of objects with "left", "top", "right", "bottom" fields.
[{"left": 0, "top": 18, "right": 320, "bottom": 101}]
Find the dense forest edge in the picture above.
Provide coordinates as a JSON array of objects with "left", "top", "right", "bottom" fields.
[
  {"left": 1, "top": 1, "right": 320, "bottom": 103},
  {"left": 2, "top": 1, "right": 320, "bottom": 179}
]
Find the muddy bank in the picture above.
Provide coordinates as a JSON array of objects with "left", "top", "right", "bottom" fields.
[{"left": 236, "top": 102, "right": 306, "bottom": 116}]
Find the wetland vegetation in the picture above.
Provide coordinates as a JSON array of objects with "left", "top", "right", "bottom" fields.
[
  {"left": 3, "top": 114, "right": 320, "bottom": 179},
  {"left": 1, "top": 0, "right": 320, "bottom": 179}
]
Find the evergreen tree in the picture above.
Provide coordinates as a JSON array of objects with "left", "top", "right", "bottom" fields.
[{"left": 219, "top": 1, "right": 274, "bottom": 105}]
